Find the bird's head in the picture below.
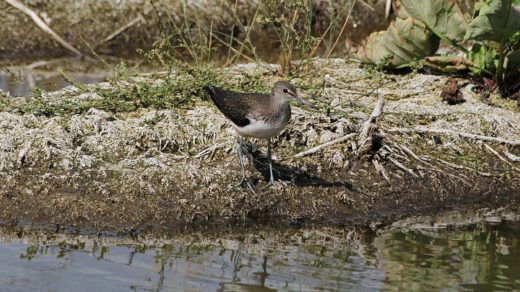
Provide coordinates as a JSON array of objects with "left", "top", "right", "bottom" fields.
[{"left": 273, "top": 81, "right": 317, "bottom": 109}]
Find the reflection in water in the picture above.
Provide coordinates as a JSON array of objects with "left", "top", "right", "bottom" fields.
[
  {"left": 0, "top": 71, "right": 108, "bottom": 97},
  {"left": 0, "top": 57, "right": 129, "bottom": 97},
  {"left": 377, "top": 224, "right": 520, "bottom": 291},
  {"left": 0, "top": 223, "right": 519, "bottom": 291}
]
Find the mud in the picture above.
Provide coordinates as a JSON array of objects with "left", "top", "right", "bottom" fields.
[{"left": 1, "top": 59, "right": 520, "bottom": 234}]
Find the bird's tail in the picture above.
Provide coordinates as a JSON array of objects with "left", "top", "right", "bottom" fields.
[
  {"left": 205, "top": 86, "right": 224, "bottom": 105},
  {"left": 204, "top": 86, "right": 217, "bottom": 98}
]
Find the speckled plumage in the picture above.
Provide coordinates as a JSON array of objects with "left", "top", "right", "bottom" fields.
[
  {"left": 205, "top": 81, "right": 315, "bottom": 185},
  {"left": 206, "top": 83, "right": 292, "bottom": 139}
]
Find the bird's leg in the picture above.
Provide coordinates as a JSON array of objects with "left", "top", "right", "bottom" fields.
[
  {"left": 267, "top": 138, "right": 276, "bottom": 185},
  {"left": 237, "top": 136, "right": 246, "bottom": 185}
]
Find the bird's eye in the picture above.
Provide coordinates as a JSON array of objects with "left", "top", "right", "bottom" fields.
[{"left": 282, "top": 88, "right": 289, "bottom": 93}]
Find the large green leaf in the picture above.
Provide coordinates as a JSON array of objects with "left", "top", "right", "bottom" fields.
[
  {"left": 400, "top": 0, "right": 467, "bottom": 42},
  {"left": 464, "top": 0, "right": 520, "bottom": 42},
  {"left": 467, "top": 43, "right": 498, "bottom": 74},
  {"left": 363, "top": 17, "right": 439, "bottom": 67}
]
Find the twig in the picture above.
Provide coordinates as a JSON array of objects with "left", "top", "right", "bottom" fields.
[
  {"left": 101, "top": 14, "right": 145, "bottom": 44},
  {"left": 388, "top": 156, "right": 418, "bottom": 177},
  {"left": 504, "top": 150, "right": 520, "bottom": 162},
  {"left": 294, "top": 133, "right": 356, "bottom": 158},
  {"left": 326, "top": 0, "right": 357, "bottom": 58},
  {"left": 358, "top": 95, "right": 385, "bottom": 143},
  {"left": 195, "top": 143, "right": 225, "bottom": 159},
  {"left": 399, "top": 144, "right": 473, "bottom": 185},
  {"left": 356, "top": 95, "right": 385, "bottom": 155},
  {"left": 24, "top": 59, "right": 62, "bottom": 70},
  {"left": 358, "top": 0, "right": 375, "bottom": 11},
  {"left": 435, "top": 157, "right": 493, "bottom": 177},
  {"left": 399, "top": 145, "right": 431, "bottom": 165},
  {"left": 388, "top": 127, "right": 520, "bottom": 146},
  {"left": 4, "top": 0, "right": 82, "bottom": 56},
  {"left": 483, "top": 144, "right": 520, "bottom": 172},
  {"left": 372, "top": 159, "right": 390, "bottom": 183}
]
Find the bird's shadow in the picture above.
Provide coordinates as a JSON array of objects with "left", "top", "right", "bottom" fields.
[{"left": 242, "top": 142, "right": 353, "bottom": 189}]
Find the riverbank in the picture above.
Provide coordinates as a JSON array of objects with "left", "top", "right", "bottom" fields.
[
  {"left": 0, "top": 0, "right": 387, "bottom": 60},
  {"left": 1, "top": 59, "right": 519, "bottom": 233}
]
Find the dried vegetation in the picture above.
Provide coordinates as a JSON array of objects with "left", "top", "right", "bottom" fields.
[{"left": 1, "top": 59, "right": 519, "bottom": 232}]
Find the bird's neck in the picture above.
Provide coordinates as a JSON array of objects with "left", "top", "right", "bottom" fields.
[{"left": 267, "top": 96, "right": 291, "bottom": 123}]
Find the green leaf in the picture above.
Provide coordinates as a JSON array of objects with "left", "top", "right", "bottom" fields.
[
  {"left": 400, "top": 0, "right": 467, "bottom": 42},
  {"left": 467, "top": 43, "right": 498, "bottom": 74},
  {"left": 464, "top": 0, "right": 520, "bottom": 42},
  {"left": 362, "top": 17, "right": 440, "bottom": 67}
]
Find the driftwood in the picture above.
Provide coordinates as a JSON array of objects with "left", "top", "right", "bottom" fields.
[{"left": 4, "top": 0, "right": 82, "bottom": 56}]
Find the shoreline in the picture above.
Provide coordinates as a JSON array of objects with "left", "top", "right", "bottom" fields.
[{"left": 1, "top": 59, "right": 519, "bottom": 234}]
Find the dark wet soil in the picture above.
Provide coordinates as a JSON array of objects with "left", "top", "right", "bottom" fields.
[{"left": 1, "top": 138, "right": 518, "bottom": 235}]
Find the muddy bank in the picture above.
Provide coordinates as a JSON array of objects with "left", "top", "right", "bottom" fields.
[
  {"left": 1, "top": 59, "right": 520, "bottom": 233},
  {"left": 0, "top": 0, "right": 388, "bottom": 60}
]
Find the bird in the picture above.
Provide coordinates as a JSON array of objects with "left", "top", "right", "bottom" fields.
[{"left": 206, "top": 81, "right": 317, "bottom": 185}]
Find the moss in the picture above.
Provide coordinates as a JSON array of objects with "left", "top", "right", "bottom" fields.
[
  {"left": 9, "top": 65, "right": 226, "bottom": 116},
  {"left": 0, "top": 91, "right": 9, "bottom": 110}
]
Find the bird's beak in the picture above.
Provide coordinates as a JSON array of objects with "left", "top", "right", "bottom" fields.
[{"left": 293, "top": 95, "right": 318, "bottom": 109}]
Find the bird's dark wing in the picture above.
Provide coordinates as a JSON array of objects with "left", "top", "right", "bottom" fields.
[{"left": 205, "top": 86, "right": 255, "bottom": 127}]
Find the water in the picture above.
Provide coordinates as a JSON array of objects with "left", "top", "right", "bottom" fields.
[
  {"left": 0, "top": 222, "right": 518, "bottom": 291},
  {"left": 0, "top": 71, "right": 108, "bottom": 97},
  {"left": 1, "top": 58, "right": 520, "bottom": 291},
  {"left": 0, "top": 58, "right": 126, "bottom": 97}
]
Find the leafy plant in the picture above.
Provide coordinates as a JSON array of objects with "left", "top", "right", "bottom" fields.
[
  {"left": 363, "top": 17, "right": 439, "bottom": 68},
  {"left": 362, "top": 0, "right": 520, "bottom": 96},
  {"left": 258, "top": 0, "right": 319, "bottom": 74}
]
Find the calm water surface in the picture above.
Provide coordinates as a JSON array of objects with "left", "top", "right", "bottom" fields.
[
  {"left": 0, "top": 57, "right": 132, "bottom": 97},
  {"left": 0, "top": 222, "right": 519, "bottom": 291}
]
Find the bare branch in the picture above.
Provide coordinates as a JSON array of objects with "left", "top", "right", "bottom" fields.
[
  {"left": 4, "top": 0, "right": 82, "bottom": 56},
  {"left": 294, "top": 133, "right": 356, "bottom": 158}
]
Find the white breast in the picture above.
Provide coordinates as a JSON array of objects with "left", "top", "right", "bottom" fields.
[{"left": 231, "top": 117, "right": 289, "bottom": 139}]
